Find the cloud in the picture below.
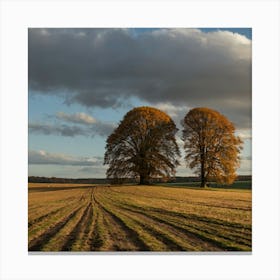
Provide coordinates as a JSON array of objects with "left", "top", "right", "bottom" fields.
[
  {"left": 55, "top": 111, "right": 115, "bottom": 136},
  {"left": 238, "top": 156, "right": 252, "bottom": 175},
  {"left": 78, "top": 166, "right": 107, "bottom": 174},
  {"left": 29, "top": 28, "right": 251, "bottom": 129},
  {"left": 29, "top": 150, "right": 103, "bottom": 166},
  {"left": 56, "top": 112, "right": 97, "bottom": 125},
  {"left": 29, "top": 122, "right": 87, "bottom": 137},
  {"left": 29, "top": 112, "right": 116, "bottom": 138},
  {"left": 236, "top": 129, "right": 252, "bottom": 140},
  {"left": 93, "top": 121, "right": 115, "bottom": 137},
  {"left": 156, "top": 102, "right": 191, "bottom": 129}
]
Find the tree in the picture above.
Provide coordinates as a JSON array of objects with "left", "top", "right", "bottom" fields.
[
  {"left": 182, "top": 107, "right": 243, "bottom": 188},
  {"left": 104, "top": 106, "right": 180, "bottom": 184}
]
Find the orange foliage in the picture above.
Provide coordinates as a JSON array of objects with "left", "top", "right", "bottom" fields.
[
  {"left": 182, "top": 107, "right": 243, "bottom": 187},
  {"left": 104, "top": 107, "right": 180, "bottom": 184}
]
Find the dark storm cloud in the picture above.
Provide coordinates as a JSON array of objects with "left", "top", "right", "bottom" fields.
[
  {"left": 29, "top": 150, "right": 103, "bottom": 166},
  {"left": 29, "top": 28, "right": 251, "bottom": 129}
]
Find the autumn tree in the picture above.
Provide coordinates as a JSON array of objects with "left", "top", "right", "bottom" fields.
[
  {"left": 104, "top": 106, "right": 180, "bottom": 184},
  {"left": 182, "top": 108, "right": 243, "bottom": 188}
]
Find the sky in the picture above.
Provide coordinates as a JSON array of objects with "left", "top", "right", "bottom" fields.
[{"left": 28, "top": 28, "right": 252, "bottom": 178}]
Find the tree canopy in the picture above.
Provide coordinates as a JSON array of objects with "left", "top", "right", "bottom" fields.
[
  {"left": 182, "top": 107, "right": 243, "bottom": 187},
  {"left": 104, "top": 106, "right": 180, "bottom": 184}
]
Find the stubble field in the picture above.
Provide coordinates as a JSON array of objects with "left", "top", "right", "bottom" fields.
[{"left": 28, "top": 183, "right": 252, "bottom": 252}]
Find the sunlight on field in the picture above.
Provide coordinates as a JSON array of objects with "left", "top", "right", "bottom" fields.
[{"left": 28, "top": 184, "right": 252, "bottom": 252}]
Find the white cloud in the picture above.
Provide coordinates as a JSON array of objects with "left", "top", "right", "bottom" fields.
[
  {"left": 156, "top": 103, "right": 190, "bottom": 119},
  {"left": 56, "top": 112, "right": 97, "bottom": 125},
  {"left": 236, "top": 129, "right": 252, "bottom": 140},
  {"left": 156, "top": 102, "right": 191, "bottom": 129}
]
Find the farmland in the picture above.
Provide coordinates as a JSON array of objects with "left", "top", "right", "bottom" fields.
[{"left": 28, "top": 183, "right": 252, "bottom": 252}]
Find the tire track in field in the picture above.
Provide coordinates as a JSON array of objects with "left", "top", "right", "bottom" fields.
[
  {"left": 101, "top": 205, "right": 145, "bottom": 251},
  {"left": 94, "top": 187, "right": 141, "bottom": 251},
  {"left": 60, "top": 188, "right": 98, "bottom": 251},
  {"left": 110, "top": 207, "right": 190, "bottom": 251},
  {"left": 80, "top": 202, "right": 95, "bottom": 250},
  {"left": 60, "top": 202, "right": 93, "bottom": 251},
  {"left": 93, "top": 188, "right": 150, "bottom": 251},
  {"left": 28, "top": 205, "right": 83, "bottom": 251},
  {"left": 90, "top": 210, "right": 104, "bottom": 250},
  {"left": 90, "top": 188, "right": 122, "bottom": 250},
  {"left": 77, "top": 188, "right": 96, "bottom": 251}
]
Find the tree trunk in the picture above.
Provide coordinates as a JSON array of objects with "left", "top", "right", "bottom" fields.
[
  {"left": 139, "top": 174, "right": 145, "bottom": 185},
  {"left": 200, "top": 153, "right": 206, "bottom": 188},
  {"left": 200, "top": 176, "right": 206, "bottom": 188}
]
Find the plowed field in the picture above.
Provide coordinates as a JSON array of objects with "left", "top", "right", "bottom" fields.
[{"left": 28, "top": 184, "right": 252, "bottom": 252}]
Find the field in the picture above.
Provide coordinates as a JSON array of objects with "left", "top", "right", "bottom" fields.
[{"left": 28, "top": 183, "right": 252, "bottom": 252}]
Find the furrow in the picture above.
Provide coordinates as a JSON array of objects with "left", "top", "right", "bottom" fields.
[
  {"left": 101, "top": 195, "right": 221, "bottom": 251},
  {"left": 128, "top": 207, "right": 247, "bottom": 251},
  {"left": 28, "top": 204, "right": 71, "bottom": 228},
  {"left": 100, "top": 188, "right": 251, "bottom": 251},
  {"left": 28, "top": 201, "right": 83, "bottom": 242},
  {"left": 90, "top": 207, "right": 107, "bottom": 251},
  {"left": 73, "top": 203, "right": 95, "bottom": 251},
  {"left": 61, "top": 202, "right": 93, "bottom": 251},
  {"left": 119, "top": 201, "right": 251, "bottom": 247},
  {"left": 94, "top": 193, "right": 150, "bottom": 251},
  {"left": 112, "top": 207, "right": 193, "bottom": 251},
  {"left": 28, "top": 205, "right": 83, "bottom": 251}
]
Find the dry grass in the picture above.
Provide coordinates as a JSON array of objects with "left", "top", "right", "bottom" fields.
[{"left": 28, "top": 183, "right": 252, "bottom": 252}]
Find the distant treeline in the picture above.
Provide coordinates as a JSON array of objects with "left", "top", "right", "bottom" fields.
[{"left": 28, "top": 175, "right": 252, "bottom": 184}]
